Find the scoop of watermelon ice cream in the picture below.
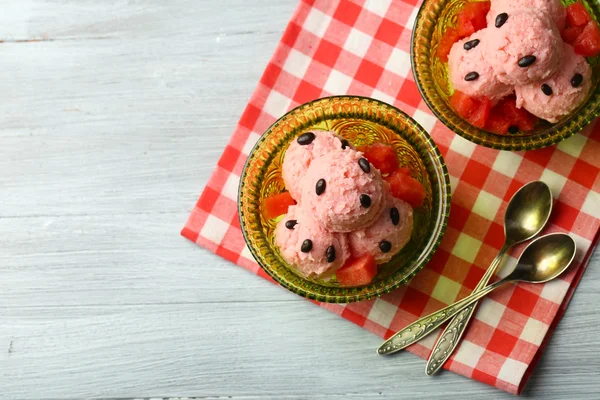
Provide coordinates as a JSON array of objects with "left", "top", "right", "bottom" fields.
[
  {"left": 274, "top": 205, "right": 350, "bottom": 279},
  {"left": 487, "top": 0, "right": 566, "bottom": 31},
  {"left": 348, "top": 194, "right": 413, "bottom": 264},
  {"left": 515, "top": 43, "right": 592, "bottom": 123},
  {"left": 485, "top": 10, "right": 564, "bottom": 85},
  {"left": 448, "top": 29, "right": 513, "bottom": 102},
  {"left": 282, "top": 130, "right": 351, "bottom": 201},
  {"left": 301, "top": 150, "right": 387, "bottom": 233}
]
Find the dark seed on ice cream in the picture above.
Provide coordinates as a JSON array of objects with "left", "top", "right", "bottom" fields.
[
  {"left": 285, "top": 220, "right": 298, "bottom": 229},
  {"left": 571, "top": 73, "right": 583, "bottom": 88},
  {"left": 301, "top": 239, "right": 313, "bottom": 253},
  {"left": 464, "top": 39, "right": 480, "bottom": 51},
  {"left": 495, "top": 13, "right": 508, "bottom": 28},
  {"left": 358, "top": 158, "right": 371, "bottom": 173},
  {"left": 297, "top": 132, "right": 316, "bottom": 145},
  {"left": 341, "top": 139, "right": 350, "bottom": 149},
  {"left": 379, "top": 240, "right": 392, "bottom": 253},
  {"left": 360, "top": 194, "right": 372, "bottom": 208},
  {"left": 316, "top": 179, "right": 326, "bottom": 195},
  {"left": 541, "top": 84, "right": 553, "bottom": 96},
  {"left": 326, "top": 245, "right": 336, "bottom": 263},
  {"left": 465, "top": 72, "right": 479, "bottom": 81},
  {"left": 518, "top": 55, "right": 537, "bottom": 68},
  {"left": 390, "top": 207, "right": 400, "bottom": 226}
]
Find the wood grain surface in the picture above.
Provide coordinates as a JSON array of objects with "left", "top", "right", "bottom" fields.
[{"left": 1, "top": 1, "right": 599, "bottom": 399}]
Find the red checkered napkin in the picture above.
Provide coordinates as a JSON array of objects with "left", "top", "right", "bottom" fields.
[{"left": 182, "top": 0, "right": 600, "bottom": 394}]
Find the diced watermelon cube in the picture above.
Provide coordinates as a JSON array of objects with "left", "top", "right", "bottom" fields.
[
  {"left": 485, "top": 109, "right": 512, "bottom": 135},
  {"left": 336, "top": 254, "right": 378, "bottom": 287},
  {"left": 457, "top": 13, "right": 477, "bottom": 38},
  {"left": 467, "top": 97, "right": 492, "bottom": 129},
  {"left": 397, "top": 167, "right": 412, "bottom": 176},
  {"left": 360, "top": 143, "right": 399, "bottom": 175},
  {"left": 450, "top": 90, "right": 477, "bottom": 119},
  {"left": 457, "top": 1, "right": 491, "bottom": 38},
  {"left": 567, "top": 2, "right": 592, "bottom": 28},
  {"left": 437, "top": 27, "right": 460, "bottom": 62},
  {"left": 385, "top": 169, "right": 426, "bottom": 208},
  {"left": 562, "top": 25, "right": 585, "bottom": 44},
  {"left": 574, "top": 21, "right": 600, "bottom": 57},
  {"left": 499, "top": 97, "right": 538, "bottom": 132},
  {"left": 263, "top": 191, "right": 296, "bottom": 220}
]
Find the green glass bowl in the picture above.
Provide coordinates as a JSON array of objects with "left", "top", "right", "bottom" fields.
[
  {"left": 238, "top": 96, "right": 451, "bottom": 303},
  {"left": 411, "top": 0, "right": 600, "bottom": 151}
]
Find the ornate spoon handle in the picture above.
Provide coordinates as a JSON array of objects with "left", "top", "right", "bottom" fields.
[
  {"left": 377, "top": 279, "right": 507, "bottom": 356},
  {"left": 426, "top": 245, "right": 508, "bottom": 375}
]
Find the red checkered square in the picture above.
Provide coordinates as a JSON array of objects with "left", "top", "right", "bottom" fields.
[{"left": 183, "top": 0, "right": 600, "bottom": 395}]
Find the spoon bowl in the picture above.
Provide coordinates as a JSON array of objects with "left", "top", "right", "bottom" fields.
[
  {"left": 511, "top": 233, "right": 577, "bottom": 283},
  {"left": 504, "top": 181, "right": 553, "bottom": 246}
]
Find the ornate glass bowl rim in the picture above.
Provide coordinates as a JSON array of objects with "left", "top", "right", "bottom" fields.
[
  {"left": 238, "top": 95, "right": 452, "bottom": 303},
  {"left": 410, "top": 0, "right": 600, "bottom": 151}
]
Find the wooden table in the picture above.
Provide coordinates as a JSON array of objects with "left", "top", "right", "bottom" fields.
[{"left": 2, "top": 1, "right": 599, "bottom": 398}]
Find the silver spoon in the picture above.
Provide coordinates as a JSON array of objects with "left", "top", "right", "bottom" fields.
[
  {"left": 426, "top": 181, "right": 552, "bottom": 375},
  {"left": 378, "top": 233, "right": 576, "bottom": 356}
]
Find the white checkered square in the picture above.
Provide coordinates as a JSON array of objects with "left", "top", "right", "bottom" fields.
[
  {"left": 472, "top": 190, "right": 502, "bottom": 221},
  {"left": 432, "top": 276, "right": 462, "bottom": 304},
  {"left": 498, "top": 359, "right": 528, "bottom": 386},
  {"left": 367, "top": 298, "right": 397, "bottom": 328},
  {"left": 200, "top": 214, "right": 230, "bottom": 245},
  {"left": 582, "top": 190, "right": 600, "bottom": 219},
  {"left": 364, "top": 0, "right": 392, "bottom": 17},
  {"left": 449, "top": 175, "right": 459, "bottom": 195},
  {"left": 476, "top": 299, "right": 506, "bottom": 328},
  {"left": 492, "top": 151, "right": 523, "bottom": 178},
  {"left": 240, "top": 244, "right": 255, "bottom": 263},
  {"left": 384, "top": 48, "right": 411, "bottom": 78},
  {"left": 303, "top": 7, "right": 332, "bottom": 37},
  {"left": 242, "top": 132, "right": 261, "bottom": 155},
  {"left": 557, "top": 132, "right": 587, "bottom": 158},
  {"left": 450, "top": 135, "right": 477, "bottom": 158},
  {"left": 221, "top": 173, "right": 240, "bottom": 202},
  {"left": 283, "top": 49, "right": 312, "bottom": 79},
  {"left": 451, "top": 233, "right": 482, "bottom": 264},
  {"left": 540, "top": 168, "right": 568, "bottom": 199},
  {"left": 371, "top": 89, "right": 396, "bottom": 106},
  {"left": 570, "top": 232, "right": 592, "bottom": 262},
  {"left": 406, "top": 6, "right": 421, "bottom": 30},
  {"left": 263, "top": 90, "right": 292, "bottom": 118},
  {"left": 324, "top": 69, "right": 353, "bottom": 94},
  {"left": 413, "top": 109, "right": 437, "bottom": 133},
  {"left": 343, "top": 27, "right": 373, "bottom": 58},
  {"left": 519, "top": 318, "right": 548, "bottom": 346},
  {"left": 453, "top": 340, "right": 486, "bottom": 368},
  {"left": 540, "top": 278, "right": 570, "bottom": 303}
]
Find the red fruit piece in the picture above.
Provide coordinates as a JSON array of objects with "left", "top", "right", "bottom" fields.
[
  {"left": 485, "top": 108, "right": 512, "bottom": 135},
  {"left": 450, "top": 91, "right": 491, "bottom": 128},
  {"left": 360, "top": 143, "right": 399, "bottom": 175},
  {"left": 468, "top": 97, "right": 492, "bottom": 129},
  {"left": 450, "top": 90, "right": 477, "bottom": 119},
  {"left": 397, "top": 167, "right": 412, "bottom": 176},
  {"left": 457, "top": 1, "right": 491, "bottom": 38},
  {"left": 574, "top": 21, "right": 600, "bottom": 57},
  {"left": 385, "top": 169, "right": 426, "bottom": 208},
  {"left": 437, "top": 27, "right": 460, "bottom": 62},
  {"left": 499, "top": 97, "right": 538, "bottom": 132},
  {"left": 263, "top": 191, "right": 296, "bottom": 220},
  {"left": 562, "top": 25, "right": 585, "bottom": 44},
  {"left": 567, "top": 2, "right": 592, "bottom": 28},
  {"left": 336, "top": 254, "right": 378, "bottom": 287}
]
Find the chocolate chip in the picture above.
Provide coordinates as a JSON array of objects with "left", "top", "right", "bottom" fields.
[
  {"left": 359, "top": 194, "right": 372, "bottom": 208},
  {"left": 285, "top": 220, "right": 297, "bottom": 229},
  {"left": 508, "top": 126, "right": 519, "bottom": 134},
  {"left": 541, "top": 84, "right": 553, "bottom": 96},
  {"left": 495, "top": 13, "right": 509, "bottom": 28},
  {"left": 390, "top": 207, "right": 400, "bottom": 226},
  {"left": 379, "top": 240, "right": 392, "bottom": 253},
  {"left": 301, "top": 239, "right": 313, "bottom": 253},
  {"left": 341, "top": 139, "right": 350, "bottom": 149},
  {"left": 358, "top": 157, "right": 370, "bottom": 173},
  {"left": 326, "top": 246, "right": 336, "bottom": 263},
  {"left": 463, "top": 39, "right": 480, "bottom": 51},
  {"left": 315, "top": 179, "right": 326, "bottom": 196},
  {"left": 297, "top": 132, "right": 316, "bottom": 145},
  {"left": 465, "top": 72, "right": 479, "bottom": 81},
  {"left": 518, "top": 55, "right": 536, "bottom": 68},
  {"left": 571, "top": 73, "right": 584, "bottom": 88}
]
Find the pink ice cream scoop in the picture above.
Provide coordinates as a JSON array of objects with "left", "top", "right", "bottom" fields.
[
  {"left": 282, "top": 130, "right": 351, "bottom": 201},
  {"left": 301, "top": 150, "right": 387, "bottom": 233},
  {"left": 485, "top": 10, "right": 564, "bottom": 85},
  {"left": 515, "top": 43, "right": 592, "bottom": 123},
  {"left": 487, "top": 0, "right": 566, "bottom": 31},
  {"left": 448, "top": 29, "right": 514, "bottom": 102},
  {"left": 274, "top": 205, "right": 350, "bottom": 279},
  {"left": 348, "top": 195, "right": 413, "bottom": 264}
]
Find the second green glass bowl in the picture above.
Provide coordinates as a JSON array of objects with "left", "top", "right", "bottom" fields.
[{"left": 411, "top": 0, "right": 600, "bottom": 151}]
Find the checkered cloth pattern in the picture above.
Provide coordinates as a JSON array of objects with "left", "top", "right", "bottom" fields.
[{"left": 182, "top": 0, "right": 600, "bottom": 394}]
